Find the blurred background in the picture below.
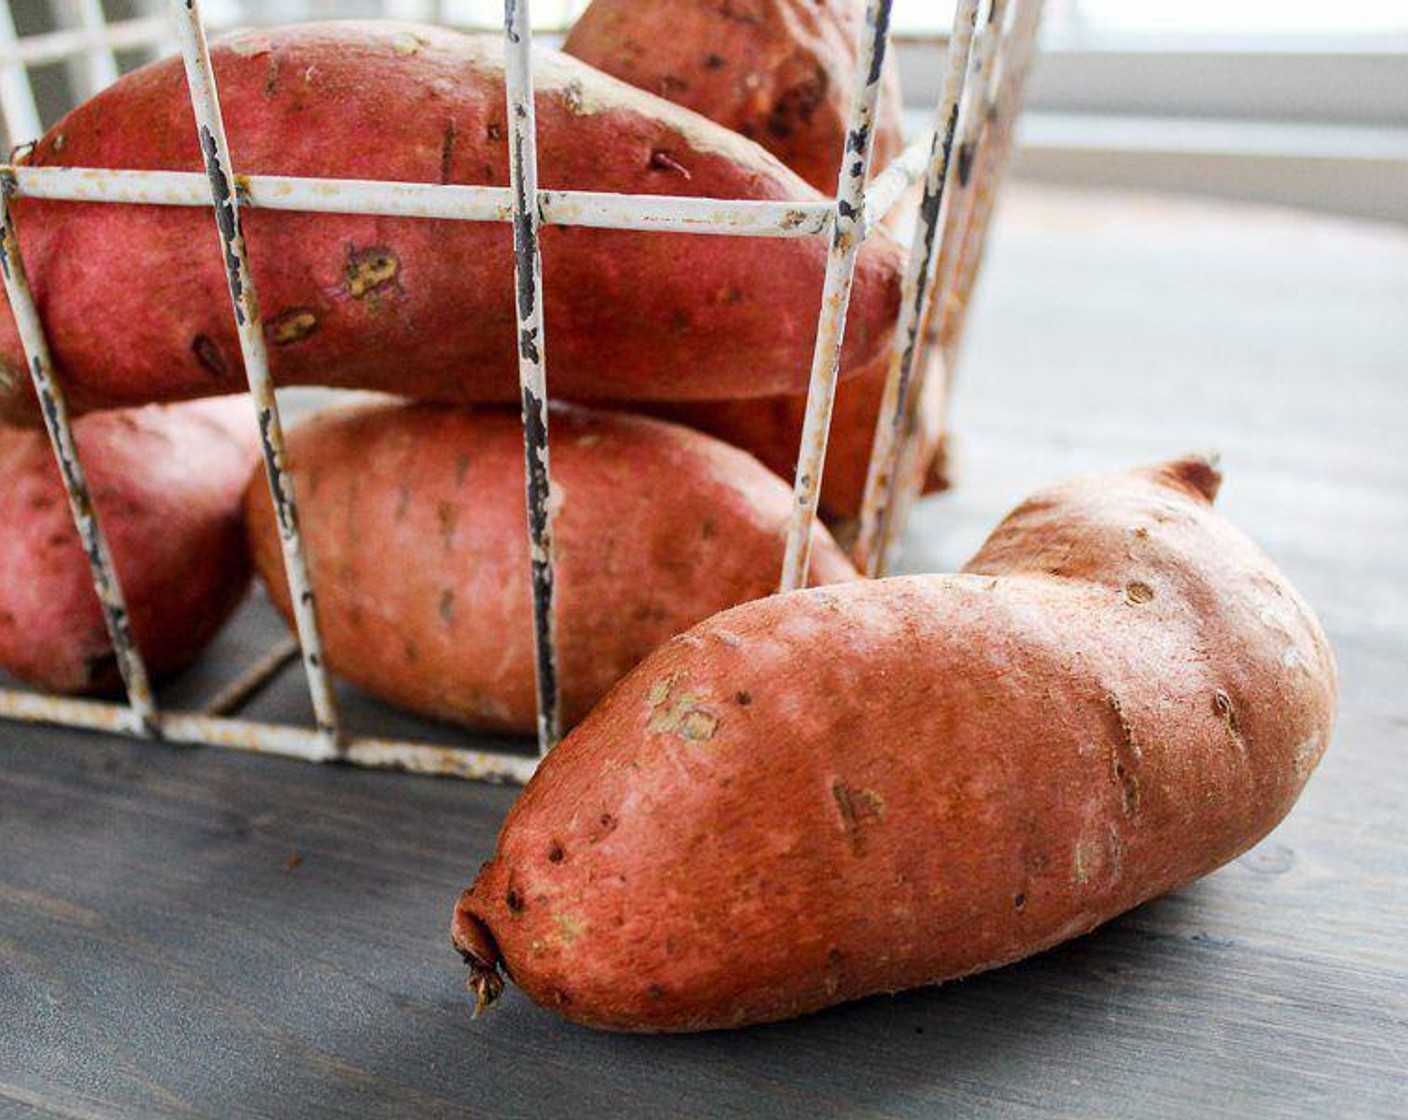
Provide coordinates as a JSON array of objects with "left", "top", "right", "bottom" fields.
[{"left": 3, "top": 0, "right": 1405, "bottom": 223}]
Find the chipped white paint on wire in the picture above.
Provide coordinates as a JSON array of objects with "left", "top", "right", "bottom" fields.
[
  {"left": 778, "top": 0, "right": 896, "bottom": 593},
  {"left": 854, "top": 0, "right": 982, "bottom": 577},
  {"left": 0, "top": 689, "right": 538, "bottom": 785},
  {"left": 876, "top": 0, "right": 1043, "bottom": 572},
  {"left": 7, "top": 165, "right": 837, "bottom": 236},
  {"left": 0, "top": 183, "right": 158, "bottom": 737},
  {"left": 503, "top": 0, "right": 561, "bottom": 756},
  {"left": 170, "top": 0, "right": 342, "bottom": 757}
]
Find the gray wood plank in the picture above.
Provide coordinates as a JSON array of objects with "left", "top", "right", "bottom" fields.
[{"left": 1, "top": 185, "right": 1405, "bottom": 1119}]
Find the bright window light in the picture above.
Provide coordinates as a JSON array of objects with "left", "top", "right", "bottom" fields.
[
  {"left": 1053, "top": 0, "right": 1408, "bottom": 35},
  {"left": 891, "top": 0, "right": 1408, "bottom": 36}
]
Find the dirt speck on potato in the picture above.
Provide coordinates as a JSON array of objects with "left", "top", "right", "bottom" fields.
[
  {"left": 1124, "top": 580, "right": 1155, "bottom": 605},
  {"left": 191, "top": 335, "right": 229, "bottom": 379}
]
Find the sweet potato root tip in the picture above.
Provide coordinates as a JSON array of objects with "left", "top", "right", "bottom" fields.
[
  {"left": 452, "top": 892, "right": 506, "bottom": 1016},
  {"left": 1164, "top": 454, "right": 1223, "bottom": 502},
  {"left": 468, "top": 967, "right": 505, "bottom": 1018}
]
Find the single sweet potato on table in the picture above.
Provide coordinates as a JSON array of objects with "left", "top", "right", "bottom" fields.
[
  {"left": 244, "top": 402, "right": 857, "bottom": 734},
  {"left": 0, "top": 398, "right": 258, "bottom": 693},
  {"left": 453, "top": 456, "right": 1336, "bottom": 1031},
  {"left": 0, "top": 21, "right": 904, "bottom": 424}
]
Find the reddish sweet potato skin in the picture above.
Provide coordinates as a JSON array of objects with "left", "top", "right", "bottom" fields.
[
  {"left": 566, "top": 3, "right": 928, "bottom": 518},
  {"left": 642, "top": 349, "right": 950, "bottom": 522},
  {"left": 564, "top": 0, "right": 905, "bottom": 195},
  {"left": 244, "top": 402, "right": 856, "bottom": 734},
  {"left": 453, "top": 457, "right": 1337, "bottom": 1031},
  {"left": 0, "top": 22, "right": 904, "bottom": 425},
  {"left": 0, "top": 398, "right": 258, "bottom": 692}
]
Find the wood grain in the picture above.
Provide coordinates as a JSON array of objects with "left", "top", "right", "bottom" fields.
[{"left": 1, "top": 185, "right": 1405, "bottom": 1118}]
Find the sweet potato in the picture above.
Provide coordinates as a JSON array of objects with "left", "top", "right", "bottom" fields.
[
  {"left": 564, "top": 0, "right": 905, "bottom": 195},
  {"left": 0, "top": 22, "right": 904, "bottom": 425},
  {"left": 452, "top": 456, "right": 1337, "bottom": 1031},
  {"left": 566, "top": 2, "right": 932, "bottom": 519},
  {"left": 0, "top": 398, "right": 258, "bottom": 693},
  {"left": 244, "top": 402, "right": 856, "bottom": 734},
  {"left": 642, "top": 348, "right": 950, "bottom": 523}
]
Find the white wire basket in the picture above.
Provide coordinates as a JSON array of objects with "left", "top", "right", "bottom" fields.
[{"left": 0, "top": 0, "right": 1043, "bottom": 784}]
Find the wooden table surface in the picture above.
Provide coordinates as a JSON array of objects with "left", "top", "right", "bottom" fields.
[{"left": 2, "top": 185, "right": 1405, "bottom": 1119}]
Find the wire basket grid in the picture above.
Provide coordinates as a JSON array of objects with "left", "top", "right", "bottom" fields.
[{"left": 0, "top": 0, "right": 1043, "bottom": 783}]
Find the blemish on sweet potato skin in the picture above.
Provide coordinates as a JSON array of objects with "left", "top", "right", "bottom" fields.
[
  {"left": 457, "top": 457, "right": 1336, "bottom": 1032},
  {"left": 1124, "top": 580, "right": 1155, "bottom": 605},
  {"left": 344, "top": 245, "right": 401, "bottom": 299},
  {"left": 191, "top": 334, "right": 229, "bottom": 378},
  {"left": 438, "top": 116, "right": 459, "bottom": 184},
  {"left": 268, "top": 307, "right": 319, "bottom": 345},
  {"left": 1213, "top": 689, "right": 1248, "bottom": 753},
  {"left": 1104, "top": 694, "right": 1143, "bottom": 817},
  {"left": 831, "top": 778, "right": 885, "bottom": 855},
  {"left": 648, "top": 149, "right": 691, "bottom": 179}
]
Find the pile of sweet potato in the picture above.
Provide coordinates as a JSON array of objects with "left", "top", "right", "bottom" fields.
[
  {"left": 0, "top": 5, "right": 1336, "bottom": 1039},
  {"left": 1, "top": 15, "right": 894, "bottom": 703}
]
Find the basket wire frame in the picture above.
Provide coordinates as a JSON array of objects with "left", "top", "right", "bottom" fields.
[
  {"left": 854, "top": 0, "right": 983, "bottom": 576},
  {"left": 777, "top": 0, "right": 894, "bottom": 593},
  {"left": 0, "top": 0, "right": 1043, "bottom": 784},
  {"left": 172, "top": 0, "right": 343, "bottom": 756}
]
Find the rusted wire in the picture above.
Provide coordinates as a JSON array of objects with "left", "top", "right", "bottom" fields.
[
  {"left": 0, "top": 687, "right": 538, "bottom": 784},
  {"left": 203, "top": 637, "right": 301, "bottom": 718},
  {"left": 940, "top": 0, "right": 1047, "bottom": 373},
  {"left": 876, "top": 0, "right": 1045, "bottom": 572},
  {"left": 6, "top": 165, "right": 840, "bottom": 236}
]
